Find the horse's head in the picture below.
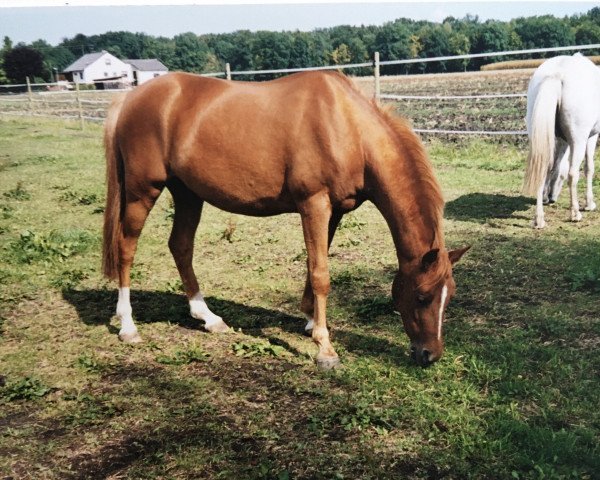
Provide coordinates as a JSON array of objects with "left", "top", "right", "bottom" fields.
[{"left": 392, "top": 246, "right": 470, "bottom": 367}]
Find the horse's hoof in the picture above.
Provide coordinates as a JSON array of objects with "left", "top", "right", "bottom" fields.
[
  {"left": 533, "top": 220, "right": 546, "bottom": 229},
  {"left": 584, "top": 202, "right": 597, "bottom": 211},
  {"left": 571, "top": 212, "right": 583, "bottom": 222},
  {"left": 119, "top": 331, "right": 142, "bottom": 344},
  {"left": 316, "top": 355, "right": 341, "bottom": 370},
  {"left": 204, "top": 318, "right": 230, "bottom": 333}
]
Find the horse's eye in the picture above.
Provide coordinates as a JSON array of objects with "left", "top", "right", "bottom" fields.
[{"left": 416, "top": 294, "right": 431, "bottom": 306}]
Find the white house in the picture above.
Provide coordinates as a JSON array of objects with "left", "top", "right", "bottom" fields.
[
  {"left": 124, "top": 59, "right": 169, "bottom": 84},
  {"left": 63, "top": 51, "right": 169, "bottom": 86},
  {"left": 63, "top": 51, "right": 133, "bottom": 84}
]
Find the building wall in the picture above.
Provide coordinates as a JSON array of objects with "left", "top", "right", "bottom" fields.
[
  {"left": 79, "top": 53, "right": 133, "bottom": 83},
  {"left": 135, "top": 70, "right": 168, "bottom": 84}
]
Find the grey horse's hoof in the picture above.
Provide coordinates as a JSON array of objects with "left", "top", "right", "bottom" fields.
[
  {"left": 316, "top": 355, "right": 341, "bottom": 370},
  {"left": 119, "top": 331, "right": 142, "bottom": 344}
]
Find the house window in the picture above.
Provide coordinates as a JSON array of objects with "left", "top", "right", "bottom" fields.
[
  {"left": 104, "top": 72, "right": 108, "bottom": 77},
  {"left": 105, "top": 58, "right": 111, "bottom": 65}
]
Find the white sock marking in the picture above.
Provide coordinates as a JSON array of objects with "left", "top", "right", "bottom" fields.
[
  {"left": 189, "top": 291, "right": 226, "bottom": 329},
  {"left": 117, "top": 287, "right": 137, "bottom": 335},
  {"left": 304, "top": 316, "right": 314, "bottom": 332},
  {"left": 437, "top": 284, "right": 448, "bottom": 340}
]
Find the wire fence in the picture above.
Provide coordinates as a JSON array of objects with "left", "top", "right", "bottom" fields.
[{"left": 1, "top": 43, "right": 599, "bottom": 136}]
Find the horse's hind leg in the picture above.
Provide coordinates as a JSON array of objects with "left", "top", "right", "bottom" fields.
[
  {"left": 534, "top": 177, "right": 547, "bottom": 229},
  {"left": 567, "top": 139, "right": 587, "bottom": 222},
  {"left": 544, "top": 139, "right": 569, "bottom": 204},
  {"left": 301, "top": 210, "right": 343, "bottom": 334},
  {"left": 167, "top": 181, "right": 228, "bottom": 333},
  {"left": 117, "top": 186, "right": 163, "bottom": 343},
  {"left": 584, "top": 134, "right": 598, "bottom": 211}
]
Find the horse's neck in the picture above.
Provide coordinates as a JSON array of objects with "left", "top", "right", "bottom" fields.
[{"left": 368, "top": 152, "right": 442, "bottom": 263}]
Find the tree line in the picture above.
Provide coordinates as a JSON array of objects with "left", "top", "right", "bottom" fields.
[{"left": 2, "top": 7, "right": 600, "bottom": 84}]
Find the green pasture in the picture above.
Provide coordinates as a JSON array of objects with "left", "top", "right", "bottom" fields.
[{"left": 0, "top": 117, "right": 599, "bottom": 479}]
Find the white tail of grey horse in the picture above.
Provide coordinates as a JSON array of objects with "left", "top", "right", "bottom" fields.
[{"left": 523, "top": 77, "right": 561, "bottom": 196}]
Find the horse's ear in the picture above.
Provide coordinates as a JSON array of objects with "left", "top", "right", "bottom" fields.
[
  {"left": 421, "top": 248, "right": 439, "bottom": 271},
  {"left": 448, "top": 246, "right": 471, "bottom": 265}
]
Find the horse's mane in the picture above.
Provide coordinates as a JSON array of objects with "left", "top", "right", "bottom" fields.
[
  {"left": 331, "top": 74, "right": 447, "bottom": 278},
  {"left": 377, "top": 104, "right": 445, "bottom": 236}
]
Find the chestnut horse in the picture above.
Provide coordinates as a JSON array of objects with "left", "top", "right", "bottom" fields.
[{"left": 102, "top": 71, "right": 468, "bottom": 368}]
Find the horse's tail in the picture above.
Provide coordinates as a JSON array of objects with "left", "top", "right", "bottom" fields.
[
  {"left": 102, "top": 93, "right": 127, "bottom": 280},
  {"left": 523, "top": 77, "right": 562, "bottom": 196}
]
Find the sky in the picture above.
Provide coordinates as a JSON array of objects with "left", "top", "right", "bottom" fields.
[{"left": 0, "top": 1, "right": 597, "bottom": 46}]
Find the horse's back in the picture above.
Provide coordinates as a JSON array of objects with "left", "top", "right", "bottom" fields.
[
  {"left": 527, "top": 54, "right": 600, "bottom": 138},
  {"left": 114, "top": 71, "right": 377, "bottom": 215}
]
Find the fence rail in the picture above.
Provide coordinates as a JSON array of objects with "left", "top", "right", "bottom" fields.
[{"left": 1, "top": 43, "right": 599, "bottom": 135}]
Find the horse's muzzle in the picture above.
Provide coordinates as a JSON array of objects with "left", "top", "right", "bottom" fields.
[{"left": 410, "top": 345, "right": 436, "bottom": 367}]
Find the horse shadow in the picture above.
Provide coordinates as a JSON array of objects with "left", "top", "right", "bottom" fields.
[
  {"left": 445, "top": 193, "right": 534, "bottom": 223},
  {"left": 62, "top": 288, "right": 411, "bottom": 366}
]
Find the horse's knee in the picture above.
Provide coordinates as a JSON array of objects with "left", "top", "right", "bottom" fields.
[
  {"left": 310, "top": 268, "right": 330, "bottom": 296},
  {"left": 168, "top": 237, "right": 192, "bottom": 260},
  {"left": 568, "top": 169, "right": 580, "bottom": 183}
]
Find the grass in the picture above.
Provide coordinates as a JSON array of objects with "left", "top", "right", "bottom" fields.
[{"left": 0, "top": 117, "right": 599, "bottom": 479}]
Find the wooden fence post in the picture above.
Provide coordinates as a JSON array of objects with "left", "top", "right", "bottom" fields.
[
  {"left": 26, "top": 77, "right": 33, "bottom": 113},
  {"left": 226, "top": 63, "right": 231, "bottom": 81},
  {"left": 75, "top": 82, "right": 84, "bottom": 130},
  {"left": 374, "top": 52, "right": 381, "bottom": 104}
]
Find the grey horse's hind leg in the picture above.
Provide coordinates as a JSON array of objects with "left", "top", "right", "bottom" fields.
[
  {"left": 544, "top": 138, "right": 569, "bottom": 204},
  {"left": 584, "top": 134, "right": 598, "bottom": 211}
]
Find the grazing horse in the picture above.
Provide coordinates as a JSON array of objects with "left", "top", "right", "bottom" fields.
[
  {"left": 524, "top": 53, "right": 600, "bottom": 228},
  {"left": 102, "top": 71, "right": 469, "bottom": 368}
]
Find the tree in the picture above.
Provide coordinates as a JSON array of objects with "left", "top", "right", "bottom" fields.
[
  {"left": 471, "top": 21, "right": 521, "bottom": 68},
  {"left": 212, "top": 30, "right": 255, "bottom": 72},
  {"left": 417, "top": 24, "right": 453, "bottom": 72},
  {"left": 0, "top": 36, "right": 13, "bottom": 84},
  {"left": 289, "top": 31, "right": 326, "bottom": 69},
  {"left": 575, "top": 21, "right": 600, "bottom": 55},
  {"left": 449, "top": 32, "right": 471, "bottom": 71},
  {"left": 374, "top": 21, "right": 412, "bottom": 74},
  {"left": 330, "top": 43, "right": 351, "bottom": 65},
  {"left": 140, "top": 35, "right": 176, "bottom": 69},
  {"left": 513, "top": 15, "right": 576, "bottom": 53},
  {"left": 251, "top": 31, "right": 293, "bottom": 75},
  {"left": 3, "top": 44, "right": 45, "bottom": 83},
  {"left": 172, "top": 32, "right": 211, "bottom": 73}
]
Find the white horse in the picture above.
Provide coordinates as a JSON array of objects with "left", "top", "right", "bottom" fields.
[{"left": 523, "top": 53, "right": 600, "bottom": 229}]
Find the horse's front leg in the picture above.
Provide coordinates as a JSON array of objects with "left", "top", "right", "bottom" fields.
[
  {"left": 584, "top": 134, "right": 598, "bottom": 212},
  {"left": 301, "top": 210, "right": 343, "bottom": 334},
  {"left": 299, "top": 193, "right": 340, "bottom": 369}
]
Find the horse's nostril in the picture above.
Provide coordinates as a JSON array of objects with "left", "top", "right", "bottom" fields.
[
  {"left": 410, "top": 346, "right": 417, "bottom": 360},
  {"left": 422, "top": 349, "right": 431, "bottom": 366}
]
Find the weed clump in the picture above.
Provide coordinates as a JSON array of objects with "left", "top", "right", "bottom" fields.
[
  {"left": 9, "top": 229, "right": 94, "bottom": 264},
  {"left": 569, "top": 256, "right": 600, "bottom": 293},
  {"left": 58, "top": 190, "right": 100, "bottom": 206},
  {"left": 156, "top": 345, "right": 210, "bottom": 365},
  {"left": 3, "top": 181, "right": 31, "bottom": 201},
  {"left": 232, "top": 340, "right": 287, "bottom": 358},
  {"left": 1, "top": 377, "right": 52, "bottom": 401}
]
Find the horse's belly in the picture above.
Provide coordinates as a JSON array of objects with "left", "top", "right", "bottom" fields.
[
  {"left": 172, "top": 157, "right": 296, "bottom": 216},
  {"left": 206, "top": 197, "right": 297, "bottom": 216}
]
